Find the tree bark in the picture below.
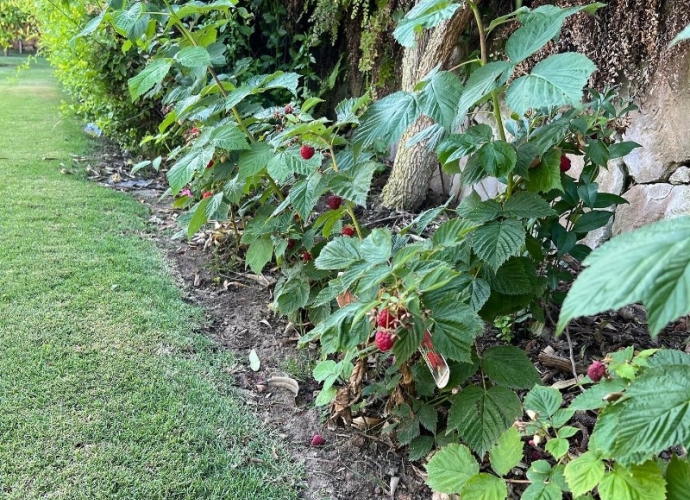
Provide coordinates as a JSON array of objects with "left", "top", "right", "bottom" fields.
[{"left": 382, "top": 2, "right": 478, "bottom": 211}]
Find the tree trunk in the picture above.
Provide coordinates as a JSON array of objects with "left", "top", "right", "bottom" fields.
[{"left": 382, "top": 2, "right": 478, "bottom": 211}]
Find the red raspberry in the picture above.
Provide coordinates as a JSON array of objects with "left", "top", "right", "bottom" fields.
[
  {"left": 377, "top": 309, "right": 396, "bottom": 328},
  {"left": 190, "top": 127, "right": 200, "bottom": 136},
  {"left": 206, "top": 159, "right": 215, "bottom": 169},
  {"left": 302, "top": 251, "right": 312, "bottom": 262},
  {"left": 287, "top": 239, "right": 295, "bottom": 249},
  {"left": 587, "top": 360, "right": 607, "bottom": 382},
  {"left": 560, "top": 155, "right": 571, "bottom": 172},
  {"left": 327, "top": 195, "right": 343, "bottom": 210},
  {"left": 375, "top": 330, "right": 395, "bottom": 351},
  {"left": 341, "top": 226, "right": 355, "bottom": 237},
  {"left": 310, "top": 434, "right": 325, "bottom": 446},
  {"left": 202, "top": 191, "right": 213, "bottom": 199},
  {"left": 284, "top": 104, "right": 294, "bottom": 114},
  {"left": 300, "top": 144, "right": 315, "bottom": 160}
]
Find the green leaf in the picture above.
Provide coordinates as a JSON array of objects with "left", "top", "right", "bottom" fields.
[
  {"left": 522, "top": 482, "right": 562, "bottom": 500},
  {"left": 314, "top": 237, "right": 362, "bottom": 270},
  {"left": 523, "top": 385, "right": 562, "bottom": 419},
  {"left": 557, "top": 216, "right": 690, "bottom": 336},
  {"left": 486, "top": 257, "right": 538, "bottom": 296},
  {"left": 457, "top": 62, "right": 514, "bottom": 117},
  {"left": 175, "top": 46, "right": 211, "bottom": 68},
  {"left": 481, "top": 345, "right": 541, "bottom": 389},
  {"left": 564, "top": 451, "right": 605, "bottom": 498},
  {"left": 238, "top": 142, "right": 273, "bottom": 179},
  {"left": 417, "top": 404, "right": 438, "bottom": 434},
  {"left": 432, "top": 218, "right": 479, "bottom": 246},
  {"left": 418, "top": 70, "right": 464, "bottom": 128},
  {"left": 490, "top": 427, "right": 523, "bottom": 477},
  {"left": 429, "top": 300, "right": 484, "bottom": 362},
  {"left": 503, "top": 191, "right": 557, "bottom": 219},
  {"left": 609, "top": 141, "right": 641, "bottom": 159},
  {"left": 586, "top": 139, "right": 610, "bottom": 166},
  {"left": 313, "top": 360, "right": 339, "bottom": 386},
  {"left": 610, "top": 364, "right": 690, "bottom": 464},
  {"left": 666, "top": 455, "right": 690, "bottom": 500},
  {"left": 393, "top": 0, "right": 462, "bottom": 48},
  {"left": 506, "top": 53, "right": 596, "bottom": 116},
  {"left": 671, "top": 23, "right": 690, "bottom": 46},
  {"left": 525, "top": 148, "right": 563, "bottom": 193},
  {"left": 210, "top": 123, "right": 250, "bottom": 150},
  {"left": 408, "top": 435, "right": 435, "bottom": 461},
  {"left": 568, "top": 377, "right": 628, "bottom": 411},
  {"left": 167, "top": 147, "right": 215, "bottom": 193},
  {"left": 329, "top": 162, "right": 378, "bottom": 206},
  {"left": 187, "top": 198, "right": 210, "bottom": 238},
  {"left": 439, "top": 124, "right": 494, "bottom": 163},
  {"left": 354, "top": 91, "right": 418, "bottom": 148},
  {"left": 113, "top": 1, "right": 143, "bottom": 36},
  {"left": 598, "top": 461, "right": 666, "bottom": 500},
  {"left": 361, "top": 229, "right": 392, "bottom": 265},
  {"left": 245, "top": 236, "right": 273, "bottom": 274},
  {"left": 262, "top": 71, "right": 300, "bottom": 94},
  {"left": 128, "top": 59, "right": 172, "bottom": 101},
  {"left": 571, "top": 211, "right": 613, "bottom": 234},
  {"left": 448, "top": 385, "right": 522, "bottom": 457},
  {"left": 461, "top": 473, "right": 508, "bottom": 500},
  {"left": 275, "top": 279, "right": 310, "bottom": 315},
  {"left": 426, "top": 443, "right": 480, "bottom": 494},
  {"left": 545, "top": 438, "right": 569, "bottom": 460},
  {"left": 471, "top": 219, "right": 526, "bottom": 271},
  {"left": 393, "top": 325, "right": 424, "bottom": 364},
  {"left": 469, "top": 278, "right": 491, "bottom": 312},
  {"left": 477, "top": 141, "right": 517, "bottom": 178}
]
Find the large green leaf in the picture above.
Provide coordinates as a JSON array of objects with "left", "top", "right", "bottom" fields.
[
  {"left": 666, "top": 455, "right": 690, "bottom": 500},
  {"left": 571, "top": 210, "right": 614, "bottom": 234},
  {"left": 245, "top": 236, "right": 273, "bottom": 274},
  {"left": 275, "top": 279, "right": 310, "bottom": 315},
  {"left": 476, "top": 141, "right": 517, "bottom": 178},
  {"left": 524, "top": 148, "right": 563, "bottom": 193},
  {"left": 506, "top": 53, "right": 596, "bottom": 116},
  {"left": 113, "top": 2, "right": 143, "bottom": 36},
  {"left": 426, "top": 443, "right": 479, "bottom": 494},
  {"left": 521, "top": 482, "right": 562, "bottom": 500},
  {"left": 393, "top": 0, "right": 462, "bottom": 48},
  {"left": 461, "top": 473, "right": 508, "bottom": 500},
  {"left": 128, "top": 59, "right": 172, "bottom": 101},
  {"left": 481, "top": 345, "right": 541, "bottom": 389},
  {"left": 361, "top": 229, "right": 393, "bottom": 265},
  {"left": 568, "top": 377, "right": 629, "bottom": 411},
  {"left": 558, "top": 216, "right": 690, "bottom": 336},
  {"left": 523, "top": 385, "right": 562, "bottom": 418},
  {"left": 564, "top": 451, "right": 605, "bottom": 497},
  {"left": 210, "top": 123, "right": 250, "bottom": 150},
  {"left": 598, "top": 461, "right": 666, "bottom": 500},
  {"left": 417, "top": 70, "right": 464, "bottom": 128},
  {"left": 353, "top": 91, "right": 418, "bottom": 148},
  {"left": 329, "top": 162, "right": 378, "bottom": 206},
  {"left": 175, "top": 46, "right": 212, "bottom": 68},
  {"left": 471, "top": 219, "right": 526, "bottom": 271},
  {"left": 167, "top": 147, "right": 215, "bottom": 193},
  {"left": 503, "top": 191, "right": 557, "bottom": 219},
  {"left": 314, "top": 237, "right": 362, "bottom": 270},
  {"left": 238, "top": 142, "right": 273, "bottom": 179},
  {"left": 431, "top": 218, "right": 479, "bottom": 247},
  {"left": 457, "top": 62, "right": 514, "bottom": 117},
  {"left": 609, "top": 364, "right": 690, "bottom": 464},
  {"left": 429, "top": 299, "right": 484, "bottom": 362},
  {"left": 438, "top": 124, "right": 494, "bottom": 164},
  {"left": 489, "top": 427, "right": 523, "bottom": 477},
  {"left": 448, "top": 385, "right": 522, "bottom": 457}
]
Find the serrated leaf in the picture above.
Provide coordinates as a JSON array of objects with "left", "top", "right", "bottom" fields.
[
  {"left": 666, "top": 455, "right": 690, "bottom": 500},
  {"left": 609, "top": 140, "right": 641, "bottom": 159},
  {"left": 263, "top": 71, "right": 300, "bottom": 94},
  {"left": 490, "top": 427, "right": 523, "bottom": 477},
  {"left": 393, "top": 0, "right": 462, "bottom": 48},
  {"left": 114, "top": 2, "right": 143, "bottom": 36},
  {"left": 429, "top": 300, "right": 484, "bottom": 362},
  {"left": 568, "top": 377, "right": 628, "bottom": 411},
  {"left": 525, "top": 148, "right": 563, "bottom": 193},
  {"left": 128, "top": 59, "right": 172, "bottom": 101},
  {"left": 503, "top": 191, "right": 556, "bottom": 219},
  {"left": 439, "top": 124, "right": 494, "bottom": 163},
  {"left": 245, "top": 236, "right": 273, "bottom": 274},
  {"left": 238, "top": 142, "right": 273, "bottom": 179},
  {"left": 187, "top": 198, "right": 210, "bottom": 238},
  {"left": 457, "top": 62, "right": 514, "bottom": 117},
  {"left": 558, "top": 216, "right": 690, "bottom": 336},
  {"left": 417, "top": 404, "right": 438, "bottom": 434},
  {"left": 598, "top": 461, "right": 666, "bottom": 500},
  {"left": 448, "top": 385, "right": 522, "bottom": 457},
  {"left": 354, "top": 91, "right": 418, "bottom": 148},
  {"left": 432, "top": 218, "right": 479, "bottom": 246},
  {"left": 248, "top": 349, "right": 260, "bottom": 371},
  {"left": 477, "top": 141, "right": 517, "bottom": 178},
  {"left": 523, "top": 385, "right": 562, "bottom": 418},
  {"left": 210, "top": 123, "right": 250, "bottom": 150},
  {"left": 506, "top": 53, "right": 596, "bottom": 116},
  {"left": 275, "top": 279, "right": 310, "bottom": 315},
  {"left": 361, "top": 229, "right": 392, "bottom": 265},
  {"left": 329, "top": 162, "right": 378, "bottom": 206},
  {"left": 571, "top": 211, "right": 613, "bottom": 234},
  {"left": 564, "top": 451, "right": 605, "bottom": 497},
  {"left": 418, "top": 70, "right": 464, "bottom": 128},
  {"left": 393, "top": 325, "right": 424, "bottom": 364},
  {"left": 471, "top": 219, "right": 526, "bottom": 271},
  {"left": 486, "top": 257, "right": 537, "bottom": 296},
  {"left": 481, "top": 345, "right": 541, "bottom": 389},
  {"left": 315, "top": 237, "right": 362, "bottom": 270},
  {"left": 460, "top": 473, "right": 508, "bottom": 500},
  {"left": 522, "top": 482, "right": 562, "bottom": 500},
  {"left": 469, "top": 278, "right": 491, "bottom": 312},
  {"left": 167, "top": 147, "right": 215, "bottom": 193},
  {"left": 426, "top": 443, "right": 480, "bottom": 494},
  {"left": 545, "top": 438, "right": 569, "bottom": 460},
  {"left": 175, "top": 46, "right": 211, "bottom": 68},
  {"left": 408, "top": 435, "right": 435, "bottom": 461}
]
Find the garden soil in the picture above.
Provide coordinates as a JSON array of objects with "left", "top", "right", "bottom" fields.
[{"left": 89, "top": 145, "right": 689, "bottom": 500}]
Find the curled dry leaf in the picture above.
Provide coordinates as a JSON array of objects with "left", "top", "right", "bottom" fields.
[{"left": 266, "top": 376, "right": 299, "bottom": 397}]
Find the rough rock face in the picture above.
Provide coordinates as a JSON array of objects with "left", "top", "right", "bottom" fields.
[{"left": 612, "top": 184, "right": 690, "bottom": 235}]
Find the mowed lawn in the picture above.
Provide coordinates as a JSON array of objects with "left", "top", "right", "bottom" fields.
[{"left": 0, "top": 55, "right": 301, "bottom": 499}]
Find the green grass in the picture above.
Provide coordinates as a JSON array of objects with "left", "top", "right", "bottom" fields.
[{"left": 0, "top": 56, "right": 302, "bottom": 499}]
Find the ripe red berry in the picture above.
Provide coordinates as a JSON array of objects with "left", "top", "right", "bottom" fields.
[
  {"left": 202, "top": 191, "right": 213, "bottom": 199},
  {"left": 287, "top": 239, "right": 295, "bottom": 249},
  {"left": 190, "top": 127, "right": 200, "bottom": 136},
  {"left": 311, "top": 434, "right": 325, "bottom": 446},
  {"left": 587, "top": 360, "right": 607, "bottom": 382},
  {"left": 375, "top": 330, "right": 395, "bottom": 351},
  {"left": 284, "top": 104, "right": 294, "bottom": 114},
  {"left": 302, "top": 251, "right": 312, "bottom": 262},
  {"left": 327, "top": 195, "right": 342, "bottom": 210},
  {"left": 341, "top": 226, "right": 355, "bottom": 237},
  {"left": 207, "top": 159, "right": 214, "bottom": 169},
  {"left": 560, "top": 155, "right": 571, "bottom": 172},
  {"left": 300, "top": 144, "right": 315, "bottom": 160},
  {"left": 377, "top": 309, "right": 396, "bottom": 328}
]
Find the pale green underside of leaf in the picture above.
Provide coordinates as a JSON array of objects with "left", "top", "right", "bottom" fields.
[
  {"left": 393, "top": 0, "right": 462, "bottom": 48},
  {"left": 354, "top": 91, "right": 418, "bottom": 148},
  {"left": 558, "top": 215, "right": 690, "bottom": 336},
  {"left": 128, "top": 59, "right": 173, "bottom": 101}
]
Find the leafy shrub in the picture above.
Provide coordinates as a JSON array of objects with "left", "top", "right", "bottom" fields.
[{"left": 0, "top": 0, "right": 37, "bottom": 53}]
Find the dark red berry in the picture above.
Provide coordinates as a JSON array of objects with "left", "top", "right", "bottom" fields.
[
  {"left": 327, "top": 195, "right": 342, "bottom": 210},
  {"left": 375, "top": 330, "right": 395, "bottom": 351},
  {"left": 207, "top": 159, "right": 215, "bottom": 169},
  {"left": 587, "top": 360, "right": 607, "bottom": 382},
  {"left": 560, "top": 155, "right": 571, "bottom": 172},
  {"left": 302, "top": 251, "right": 312, "bottom": 262},
  {"left": 377, "top": 309, "right": 396, "bottom": 328},
  {"left": 341, "top": 226, "right": 355, "bottom": 237},
  {"left": 284, "top": 104, "right": 294, "bottom": 114},
  {"left": 300, "top": 144, "right": 315, "bottom": 160},
  {"left": 287, "top": 239, "right": 295, "bottom": 249},
  {"left": 202, "top": 191, "right": 213, "bottom": 199},
  {"left": 311, "top": 434, "right": 325, "bottom": 446}
]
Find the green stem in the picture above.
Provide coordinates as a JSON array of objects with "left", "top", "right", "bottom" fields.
[{"left": 346, "top": 202, "right": 363, "bottom": 239}]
